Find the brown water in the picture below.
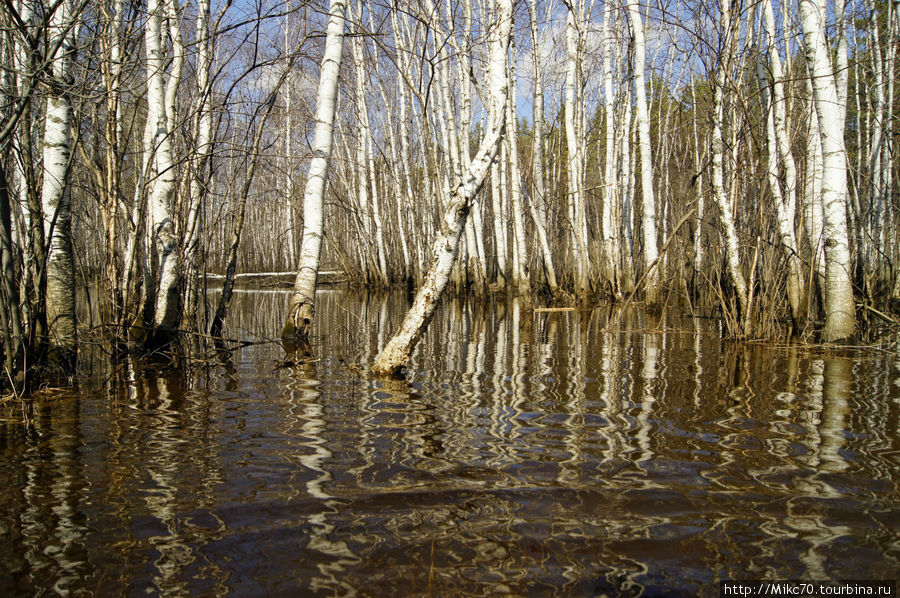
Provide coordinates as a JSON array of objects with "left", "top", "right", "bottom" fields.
[{"left": 1, "top": 289, "right": 898, "bottom": 597}]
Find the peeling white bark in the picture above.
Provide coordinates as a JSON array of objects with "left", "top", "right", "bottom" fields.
[
  {"left": 372, "top": 0, "right": 512, "bottom": 375},
  {"left": 285, "top": 0, "right": 347, "bottom": 340},
  {"left": 799, "top": 0, "right": 855, "bottom": 341},
  {"left": 627, "top": 0, "right": 659, "bottom": 304},
  {"left": 41, "top": 0, "right": 79, "bottom": 363}
]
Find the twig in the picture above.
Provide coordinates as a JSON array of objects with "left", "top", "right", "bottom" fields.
[
  {"left": 861, "top": 303, "right": 900, "bottom": 326},
  {"left": 611, "top": 208, "right": 696, "bottom": 327}
]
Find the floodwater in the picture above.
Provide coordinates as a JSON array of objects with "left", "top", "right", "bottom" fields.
[{"left": 1, "top": 289, "right": 898, "bottom": 597}]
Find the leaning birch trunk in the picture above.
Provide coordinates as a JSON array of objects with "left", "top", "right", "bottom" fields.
[
  {"left": 627, "top": 0, "right": 660, "bottom": 305},
  {"left": 283, "top": 0, "right": 346, "bottom": 342},
  {"left": 41, "top": 0, "right": 78, "bottom": 368},
  {"left": 799, "top": 0, "right": 855, "bottom": 341},
  {"left": 372, "top": 0, "right": 511, "bottom": 376}
]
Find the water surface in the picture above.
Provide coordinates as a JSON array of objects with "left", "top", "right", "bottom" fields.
[{"left": 1, "top": 290, "right": 898, "bottom": 596}]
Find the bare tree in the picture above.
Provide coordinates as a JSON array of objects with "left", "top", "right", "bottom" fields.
[
  {"left": 799, "top": 0, "right": 855, "bottom": 341},
  {"left": 372, "top": 0, "right": 513, "bottom": 376},
  {"left": 283, "top": 0, "right": 347, "bottom": 342}
]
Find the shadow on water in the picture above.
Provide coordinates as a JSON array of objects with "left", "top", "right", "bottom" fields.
[{"left": 1, "top": 288, "right": 899, "bottom": 596}]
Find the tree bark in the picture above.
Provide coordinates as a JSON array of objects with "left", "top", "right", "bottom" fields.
[
  {"left": 143, "top": 0, "right": 184, "bottom": 345},
  {"left": 284, "top": 0, "right": 347, "bottom": 342},
  {"left": 758, "top": 0, "right": 804, "bottom": 325},
  {"left": 506, "top": 34, "right": 531, "bottom": 299},
  {"left": 712, "top": 0, "right": 750, "bottom": 331},
  {"left": 799, "top": 0, "right": 855, "bottom": 341},
  {"left": 627, "top": 0, "right": 660, "bottom": 305},
  {"left": 183, "top": 0, "right": 213, "bottom": 324},
  {"left": 564, "top": 4, "right": 589, "bottom": 300},
  {"left": 600, "top": 3, "right": 620, "bottom": 298},
  {"left": 372, "top": 0, "right": 512, "bottom": 376},
  {"left": 41, "top": 0, "right": 79, "bottom": 369}
]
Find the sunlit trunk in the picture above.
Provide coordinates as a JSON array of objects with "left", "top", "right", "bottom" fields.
[
  {"left": 372, "top": 0, "right": 512, "bottom": 376},
  {"left": 526, "top": 0, "right": 557, "bottom": 296},
  {"left": 804, "top": 78, "right": 827, "bottom": 307},
  {"left": 284, "top": 0, "right": 346, "bottom": 342},
  {"left": 600, "top": 4, "right": 620, "bottom": 297},
  {"left": 143, "top": 0, "right": 184, "bottom": 343},
  {"left": 690, "top": 75, "right": 705, "bottom": 285},
  {"left": 506, "top": 35, "right": 530, "bottom": 299},
  {"left": 799, "top": 0, "right": 855, "bottom": 341},
  {"left": 565, "top": 4, "right": 589, "bottom": 299},
  {"left": 712, "top": 0, "right": 750, "bottom": 329},
  {"left": 627, "top": 0, "right": 659, "bottom": 305},
  {"left": 183, "top": 0, "right": 212, "bottom": 324},
  {"left": 757, "top": 1, "right": 804, "bottom": 325},
  {"left": 41, "top": 0, "right": 79, "bottom": 367}
]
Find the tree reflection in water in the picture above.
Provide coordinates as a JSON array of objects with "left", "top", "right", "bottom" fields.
[{"left": 0, "top": 289, "right": 897, "bottom": 596}]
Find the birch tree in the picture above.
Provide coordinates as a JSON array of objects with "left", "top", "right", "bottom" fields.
[
  {"left": 506, "top": 34, "right": 531, "bottom": 298},
  {"left": 564, "top": 1, "right": 590, "bottom": 300},
  {"left": 283, "top": 0, "right": 347, "bottom": 342},
  {"left": 799, "top": 0, "right": 855, "bottom": 341},
  {"left": 527, "top": 0, "right": 559, "bottom": 296},
  {"left": 41, "top": 0, "right": 80, "bottom": 367},
  {"left": 758, "top": 0, "right": 804, "bottom": 325},
  {"left": 142, "top": 0, "right": 184, "bottom": 345},
  {"left": 600, "top": 2, "right": 620, "bottom": 297},
  {"left": 372, "top": 0, "right": 512, "bottom": 376},
  {"left": 627, "top": 0, "right": 660, "bottom": 305},
  {"left": 182, "top": 0, "right": 213, "bottom": 323},
  {"left": 712, "top": 0, "right": 750, "bottom": 331}
]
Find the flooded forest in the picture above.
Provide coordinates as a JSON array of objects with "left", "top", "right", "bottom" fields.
[{"left": 1, "top": 0, "right": 900, "bottom": 594}]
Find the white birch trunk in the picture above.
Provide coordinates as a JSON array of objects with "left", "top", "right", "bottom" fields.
[
  {"left": 506, "top": 35, "right": 530, "bottom": 298},
  {"left": 627, "top": 0, "right": 659, "bottom": 304},
  {"left": 601, "top": 5, "right": 619, "bottom": 296},
  {"left": 759, "top": 0, "right": 804, "bottom": 322},
  {"left": 490, "top": 24, "right": 508, "bottom": 297},
  {"left": 12, "top": 0, "right": 33, "bottom": 252},
  {"left": 284, "top": 0, "right": 346, "bottom": 340},
  {"left": 372, "top": 0, "right": 512, "bottom": 375},
  {"left": 527, "top": 0, "right": 546, "bottom": 206},
  {"left": 883, "top": 5, "right": 896, "bottom": 285},
  {"left": 143, "top": 0, "right": 183, "bottom": 340},
  {"left": 565, "top": 5, "right": 589, "bottom": 298},
  {"left": 799, "top": 0, "right": 855, "bottom": 341},
  {"left": 619, "top": 74, "right": 635, "bottom": 288},
  {"left": 283, "top": 5, "right": 297, "bottom": 266},
  {"left": 41, "top": 0, "right": 78, "bottom": 364},
  {"left": 869, "top": 13, "right": 887, "bottom": 277},
  {"left": 370, "top": 16, "right": 410, "bottom": 283},
  {"left": 690, "top": 74, "right": 705, "bottom": 281},
  {"left": 525, "top": 0, "right": 558, "bottom": 295},
  {"left": 389, "top": 6, "right": 420, "bottom": 283},
  {"left": 712, "top": 0, "right": 750, "bottom": 327},
  {"left": 349, "top": 1, "right": 375, "bottom": 283},
  {"left": 183, "top": 0, "right": 212, "bottom": 321},
  {"left": 804, "top": 78, "right": 827, "bottom": 299}
]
